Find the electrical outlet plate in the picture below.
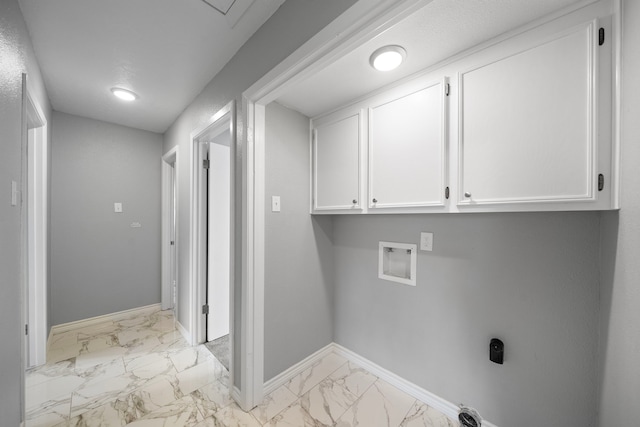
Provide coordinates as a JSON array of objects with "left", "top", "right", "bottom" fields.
[
  {"left": 271, "top": 196, "right": 281, "bottom": 212},
  {"left": 114, "top": 202, "right": 123, "bottom": 213},
  {"left": 420, "top": 232, "right": 433, "bottom": 251},
  {"left": 11, "top": 180, "right": 18, "bottom": 206}
]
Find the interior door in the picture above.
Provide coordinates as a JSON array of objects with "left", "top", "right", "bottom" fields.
[{"left": 207, "top": 137, "right": 231, "bottom": 342}]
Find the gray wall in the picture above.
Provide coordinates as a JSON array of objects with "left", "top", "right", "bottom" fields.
[
  {"left": 264, "top": 102, "right": 334, "bottom": 381},
  {"left": 0, "top": 0, "right": 52, "bottom": 423},
  {"left": 50, "top": 111, "right": 163, "bottom": 325},
  {"left": 333, "top": 212, "right": 601, "bottom": 427},
  {"left": 598, "top": 0, "right": 640, "bottom": 424},
  {"left": 162, "top": 0, "right": 357, "bottom": 387}
]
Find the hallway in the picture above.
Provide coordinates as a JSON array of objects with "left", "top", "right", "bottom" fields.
[{"left": 26, "top": 306, "right": 456, "bottom": 426}]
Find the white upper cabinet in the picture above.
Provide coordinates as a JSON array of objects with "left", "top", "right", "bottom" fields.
[
  {"left": 368, "top": 79, "right": 447, "bottom": 209},
  {"left": 313, "top": 111, "right": 362, "bottom": 211},
  {"left": 309, "top": 7, "right": 617, "bottom": 215},
  {"left": 458, "top": 21, "right": 600, "bottom": 207}
]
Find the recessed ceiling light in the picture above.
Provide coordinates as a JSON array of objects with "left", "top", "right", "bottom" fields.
[
  {"left": 111, "top": 88, "right": 138, "bottom": 102},
  {"left": 370, "top": 45, "right": 407, "bottom": 72}
]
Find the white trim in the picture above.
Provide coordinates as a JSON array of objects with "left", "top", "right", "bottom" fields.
[
  {"left": 231, "top": 385, "right": 243, "bottom": 405},
  {"left": 176, "top": 320, "right": 190, "bottom": 343},
  {"left": 263, "top": 344, "right": 335, "bottom": 395},
  {"left": 25, "top": 86, "right": 48, "bottom": 369},
  {"left": 162, "top": 146, "right": 179, "bottom": 311},
  {"left": 48, "top": 304, "right": 162, "bottom": 336},
  {"left": 239, "top": 96, "right": 258, "bottom": 410},
  {"left": 612, "top": 0, "right": 621, "bottom": 209}
]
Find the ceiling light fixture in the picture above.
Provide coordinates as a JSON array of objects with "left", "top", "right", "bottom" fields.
[
  {"left": 369, "top": 45, "right": 407, "bottom": 72},
  {"left": 111, "top": 88, "right": 138, "bottom": 102}
]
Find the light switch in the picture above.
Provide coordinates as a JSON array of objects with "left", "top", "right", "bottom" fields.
[
  {"left": 420, "top": 232, "right": 433, "bottom": 251},
  {"left": 271, "top": 196, "right": 281, "bottom": 212},
  {"left": 11, "top": 181, "right": 18, "bottom": 206},
  {"left": 114, "top": 202, "right": 123, "bottom": 213}
]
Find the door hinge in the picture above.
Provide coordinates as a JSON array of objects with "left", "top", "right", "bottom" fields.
[
  {"left": 445, "top": 83, "right": 450, "bottom": 96},
  {"left": 170, "top": 240, "right": 175, "bottom": 245},
  {"left": 203, "top": 159, "right": 210, "bottom": 169},
  {"left": 445, "top": 186, "right": 450, "bottom": 199},
  {"left": 25, "top": 324, "right": 28, "bottom": 335},
  {"left": 202, "top": 304, "right": 209, "bottom": 315},
  {"left": 599, "top": 28, "right": 605, "bottom": 46},
  {"left": 598, "top": 174, "right": 604, "bottom": 191}
]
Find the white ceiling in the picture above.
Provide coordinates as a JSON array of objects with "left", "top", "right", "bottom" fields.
[
  {"left": 277, "top": 0, "right": 584, "bottom": 118},
  {"left": 19, "top": 0, "right": 285, "bottom": 133}
]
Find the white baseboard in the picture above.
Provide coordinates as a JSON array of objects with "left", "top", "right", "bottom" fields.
[
  {"left": 231, "top": 385, "right": 243, "bottom": 409},
  {"left": 49, "top": 304, "right": 162, "bottom": 336},
  {"left": 176, "top": 320, "right": 190, "bottom": 343},
  {"left": 263, "top": 342, "right": 498, "bottom": 427},
  {"left": 263, "top": 344, "right": 335, "bottom": 395}
]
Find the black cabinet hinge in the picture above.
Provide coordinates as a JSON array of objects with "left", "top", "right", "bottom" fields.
[
  {"left": 202, "top": 304, "right": 209, "bottom": 315},
  {"left": 445, "top": 83, "right": 450, "bottom": 96},
  {"left": 598, "top": 174, "right": 604, "bottom": 191},
  {"left": 25, "top": 324, "right": 28, "bottom": 335},
  {"left": 203, "top": 159, "right": 210, "bottom": 169},
  {"left": 445, "top": 186, "right": 450, "bottom": 199},
  {"left": 599, "top": 28, "right": 605, "bottom": 46}
]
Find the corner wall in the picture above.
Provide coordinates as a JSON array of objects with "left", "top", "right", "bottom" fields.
[
  {"left": 333, "top": 212, "right": 601, "bottom": 427},
  {"left": 50, "top": 111, "right": 163, "bottom": 325},
  {"left": 0, "top": 0, "right": 52, "bottom": 423},
  {"left": 264, "top": 102, "right": 334, "bottom": 381}
]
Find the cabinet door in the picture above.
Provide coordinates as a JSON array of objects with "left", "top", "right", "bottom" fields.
[
  {"left": 459, "top": 21, "right": 597, "bottom": 206},
  {"left": 368, "top": 79, "right": 447, "bottom": 209},
  {"left": 313, "top": 112, "right": 362, "bottom": 211}
]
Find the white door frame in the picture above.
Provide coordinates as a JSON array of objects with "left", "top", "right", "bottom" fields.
[
  {"left": 189, "top": 100, "right": 236, "bottom": 394},
  {"left": 162, "top": 146, "right": 179, "bottom": 311},
  {"left": 24, "top": 78, "right": 48, "bottom": 369},
  {"left": 238, "top": 0, "right": 430, "bottom": 409}
]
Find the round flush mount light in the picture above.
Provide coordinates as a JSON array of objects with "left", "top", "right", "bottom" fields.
[
  {"left": 369, "top": 45, "right": 407, "bottom": 71},
  {"left": 111, "top": 87, "right": 138, "bottom": 101}
]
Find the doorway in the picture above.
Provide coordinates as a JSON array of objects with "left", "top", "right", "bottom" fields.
[
  {"left": 23, "top": 77, "right": 48, "bottom": 369},
  {"left": 204, "top": 135, "right": 231, "bottom": 369},
  {"left": 190, "top": 101, "right": 235, "bottom": 380},
  {"left": 162, "top": 147, "right": 179, "bottom": 315}
]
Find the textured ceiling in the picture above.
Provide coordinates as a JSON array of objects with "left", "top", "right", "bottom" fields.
[
  {"left": 19, "top": 0, "right": 285, "bottom": 133},
  {"left": 277, "top": 0, "right": 584, "bottom": 118}
]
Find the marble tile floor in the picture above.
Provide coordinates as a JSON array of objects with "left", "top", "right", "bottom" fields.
[{"left": 26, "top": 306, "right": 458, "bottom": 427}]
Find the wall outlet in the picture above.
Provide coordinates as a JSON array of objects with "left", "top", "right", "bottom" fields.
[
  {"left": 114, "top": 202, "right": 123, "bottom": 213},
  {"left": 420, "top": 232, "right": 433, "bottom": 251}
]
